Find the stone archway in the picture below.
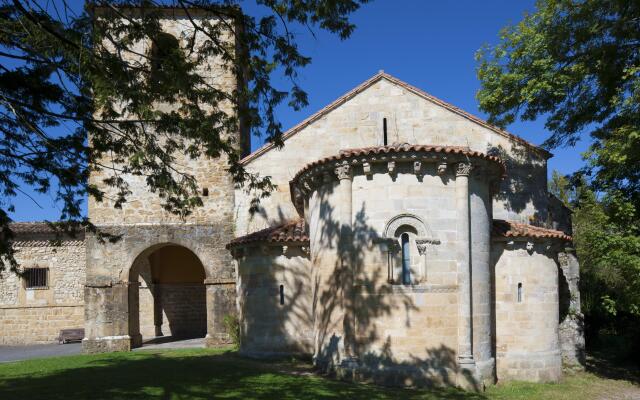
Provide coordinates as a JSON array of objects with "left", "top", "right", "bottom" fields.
[{"left": 128, "top": 244, "right": 207, "bottom": 348}]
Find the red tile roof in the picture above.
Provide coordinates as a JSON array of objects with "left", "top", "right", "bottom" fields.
[
  {"left": 492, "top": 219, "right": 572, "bottom": 241},
  {"left": 227, "top": 219, "right": 308, "bottom": 249},
  {"left": 241, "top": 71, "right": 551, "bottom": 165},
  {"left": 292, "top": 144, "right": 506, "bottom": 182},
  {"left": 9, "top": 222, "right": 57, "bottom": 234},
  {"left": 8, "top": 222, "right": 85, "bottom": 239}
]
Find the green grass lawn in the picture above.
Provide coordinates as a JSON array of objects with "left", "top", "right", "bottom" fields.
[{"left": 0, "top": 347, "right": 637, "bottom": 400}]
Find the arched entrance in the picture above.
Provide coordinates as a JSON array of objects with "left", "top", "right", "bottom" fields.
[{"left": 128, "top": 244, "right": 207, "bottom": 347}]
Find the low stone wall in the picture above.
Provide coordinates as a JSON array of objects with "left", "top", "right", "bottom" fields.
[{"left": 0, "top": 304, "right": 84, "bottom": 344}]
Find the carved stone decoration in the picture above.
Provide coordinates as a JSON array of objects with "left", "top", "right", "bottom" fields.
[
  {"left": 437, "top": 162, "right": 448, "bottom": 175},
  {"left": 526, "top": 241, "right": 534, "bottom": 254},
  {"left": 302, "top": 180, "right": 312, "bottom": 193},
  {"left": 362, "top": 162, "right": 372, "bottom": 176},
  {"left": 416, "top": 240, "right": 428, "bottom": 256},
  {"left": 301, "top": 246, "right": 310, "bottom": 257},
  {"left": 456, "top": 162, "right": 472, "bottom": 177},
  {"left": 383, "top": 213, "right": 432, "bottom": 238},
  {"left": 415, "top": 238, "right": 441, "bottom": 255},
  {"left": 334, "top": 162, "right": 352, "bottom": 181},
  {"left": 387, "top": 161, "right": 396, "bottom": 175},
  {"left": 558, "top": 252, "right": 569, "bottom": 267},
  {"left": 413, "top": 161, "right": 422, "bottom": 176},
  {"left": 292, "top": 186, "right": 304, "bottom": 208}
]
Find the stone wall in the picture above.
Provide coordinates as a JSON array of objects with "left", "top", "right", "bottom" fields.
[
  {"left": 492, "top": 240, "right": 562, "bottom": 382},
  {"left": 0, "top": 234, "right": 86, "bottom": 344},
  {"left": 302, "top": 156, "right": 496, "bottom": 388},
  {"left": 0, "top": 306, "right": 84, "bottom": 345},
  {"left": 237, "top": 247, "right": 313, "bottom": 357},
  {"left": 83, "top": 225, "right": 236, "bottom": 352},
  {"left": 235, "top": 75, "right": 549, "bottom": 239},
  {"left": 84, "top": 12, "right": 239, "bottom": 353},
  {"left": 89, "top": 15, "right": 238, "bottom": 226},
  {"left": 155, "top": 284, "right": 207, "bottom": 338},
  {"left": 558, "top": 250, "right": 585, "bottom": 367}
]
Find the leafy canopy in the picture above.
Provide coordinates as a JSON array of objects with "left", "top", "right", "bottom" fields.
[
  {"left": 477, "top": 0, "right": 639, "bottom": 203},
  {"left": 0, "top": 0, "right": 368, "bottom": 272},
  {"left": 549, "top": 171, "right": 640, "bottom": 320}
]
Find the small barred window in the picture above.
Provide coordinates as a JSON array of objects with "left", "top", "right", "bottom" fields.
[{"left": 25, "top": 268, "right": 49, "bottom": 289}]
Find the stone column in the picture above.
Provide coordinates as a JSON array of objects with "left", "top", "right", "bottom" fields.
[
  {"left": 83, "top": 282, "right": 132, "bottom": 353},
  {"left": 128, "top": 281, "right": 142, "bottom": 348},
  {"left": 456, "top": 162, "right": 475, "bottom": 369},
  {"left": 334, "top": 161, "right": 356, "bottom": 363},
  {"left": 335, "top": 162, "right": 353, "bottom": 237},
  {"left": 204, "top": 278, "right": 237, "bottom": 347}
]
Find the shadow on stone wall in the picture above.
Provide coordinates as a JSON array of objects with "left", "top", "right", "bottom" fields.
[
  {"left": 241, "top": 180, "right": 479, "bottom": 389},
  {"left": 486, "top": 144, "right": 548, "bottom": 225}
]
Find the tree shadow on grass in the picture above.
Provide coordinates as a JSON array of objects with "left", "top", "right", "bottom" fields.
[
  {"left": 585, "top": 347, "right": 640, "bottom": 386},
  {"left": 0, "top": 350, "right": 486, "bottom": 400}
]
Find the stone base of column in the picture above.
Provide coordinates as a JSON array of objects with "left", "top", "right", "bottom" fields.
[
  {"left": 475, "top": 357, "right": 496, "bottom": 387},
  {"left": 130, "top": 333, "right": 143, "bottom": 349},
  {"left": 456, "top": 356, "right": 480, "bottom": 390},
  {"left": 82, "top": 335, "right": 132, "bottom": 354},
  {"left": 204, "top": 333, "right": 232, "bottom": 348}
]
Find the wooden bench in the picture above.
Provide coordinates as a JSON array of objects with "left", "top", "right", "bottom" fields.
[{"left": 57, "top": 328, "right": 84, "bottom": 344}]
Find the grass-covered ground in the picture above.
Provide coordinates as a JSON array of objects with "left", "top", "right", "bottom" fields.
[{"left": 0, "top": 347, "right": 637, "bottom": 400}]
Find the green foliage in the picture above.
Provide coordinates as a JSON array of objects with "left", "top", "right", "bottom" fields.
[
  {"left": 481, "top": 0, "right": 640, "bottom": 355},
  {"left": 572, "top": 187, "right": 640, "bottom": 320},
  {"left": 477, "top": 0, "right": 640, "bottom": 202},
  {"left": 548, "top": 170, "right": 573, "bottom": 206},
  {"left": 550, "top": 170, "right": 640, "bottom": 356},
  {"left": 0, "top": 0, "right": 369, "bottom": 272},
  {"left": 223, "top": 313, "right": 240, "bottom": 349}
]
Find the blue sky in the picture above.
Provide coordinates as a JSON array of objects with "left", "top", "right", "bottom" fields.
[{"left": 8, "top": 0, "right": 591, "bottom": 222}]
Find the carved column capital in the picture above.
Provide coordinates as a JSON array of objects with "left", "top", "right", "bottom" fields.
[
  {"left": 334, "top": 162, "right": 353, "bottom": 181},
  {"left": 455, "top": 162, "right": 472, "bottom": 177}
]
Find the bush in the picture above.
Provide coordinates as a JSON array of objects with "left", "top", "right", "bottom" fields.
[{"left": 223, "top": 314, "right": 240, "bottom": 349}]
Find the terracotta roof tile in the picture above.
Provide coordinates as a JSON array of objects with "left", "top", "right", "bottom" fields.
[
  {"left": 492, "top": 219, "right": 572, "bottom": 241},
  {"left": 292, "top": 144, "right": 506, "bottom": 182},
  {"left": 8, "top": 222, "right": 85, "bottom": 240},
  {"left": 227, "top": 219, "right": 308, "bottom": 249},
  {"left": 9, "top": 222, "right": 57, "bottom": 234}
]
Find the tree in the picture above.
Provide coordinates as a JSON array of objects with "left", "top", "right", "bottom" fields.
[
  {"left": 549, "top": 170, "right": 640, "bottom": 356},
  {"left": 476, "top": 0, "right": 639, "bottom": 204},
  {"left": 0, "top": 0, "right": 369, "bottom": 272}
]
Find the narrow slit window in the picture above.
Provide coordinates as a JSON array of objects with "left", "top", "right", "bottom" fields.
[
  {"left": 24, "top": 268, "right": 49, "bottom": 289},
  {"left": 383, "top": 118, "right": 388, "bottom": 146},
  {"left": 279, "top": 284, "right": 284, "bottom": 305},
  {"left": 202, "top": 187, "right": 209, "bottom": 197},
  {"left": 401, "top": 233, "right": 411, "bottom": 285},
  {"left": 517, "top": 282, "right": 523, "bottom": 302}
]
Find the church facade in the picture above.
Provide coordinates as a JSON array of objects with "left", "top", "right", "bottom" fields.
[
  {"left": 228, "top": 72, "right": 584, "bottom": 387},
  {"left": 0, "top": 10, "right": 584, "bottom": 389}
]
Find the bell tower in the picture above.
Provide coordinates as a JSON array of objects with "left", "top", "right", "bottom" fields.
[{"left": 84, "top": 6, "right": 240, "bottom": 353}]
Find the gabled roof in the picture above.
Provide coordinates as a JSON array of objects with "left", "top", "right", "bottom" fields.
[{"left": 241, "top": 71, "right": 551, "bottom": 165}]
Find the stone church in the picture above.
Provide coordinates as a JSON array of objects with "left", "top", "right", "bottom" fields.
[{"left": 0, "top": 8, "right": 584, "bottom": 388}]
